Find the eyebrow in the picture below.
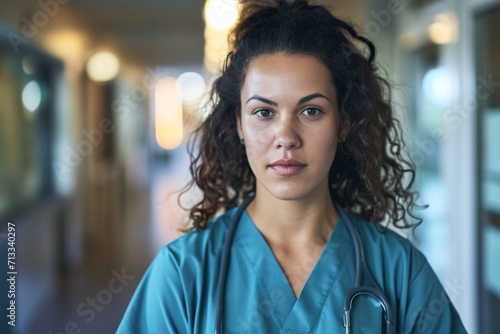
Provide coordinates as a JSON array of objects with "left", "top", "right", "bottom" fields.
[{"left": 246, "top": 93, "right": 331, "bottom": 106}]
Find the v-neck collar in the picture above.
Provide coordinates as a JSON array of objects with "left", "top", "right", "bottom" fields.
[{"left": 234, "top": 209, "right": 352, "bottom": 332}]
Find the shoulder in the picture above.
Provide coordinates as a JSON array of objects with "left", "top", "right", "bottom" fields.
[
  {"left": 349, "top": 213, "right": 426, "bottom": 269},
  {"left": 346, "top": 213, "right": 430, "bottom": 289},
  {"left": 347, "top": 214, "right": 467, "bottom": 333},
  {"left": 129, "top": 207, "right": 238, "bottom": 290},
  {"left": 160, "top": 207, "right": 238, "bottom": 267},
  {"left": 116, "top": 208, "right": 239, "bottom": 334}
]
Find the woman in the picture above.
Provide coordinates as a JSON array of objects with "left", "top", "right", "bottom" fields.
[{"left": 117, "top": 0, "right": 466, "bottom": 333}]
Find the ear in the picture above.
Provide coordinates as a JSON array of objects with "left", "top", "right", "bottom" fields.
[
  {"left": 339, "top": 116, "right": 351, "bottom": 142},
  {"left": 236, "top": 113, "right": 243, "bottom": 140}
]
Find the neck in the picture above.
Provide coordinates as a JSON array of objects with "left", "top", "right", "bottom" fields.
[{"left": 246, "top": 186, "right": 339, "bottom": 249}]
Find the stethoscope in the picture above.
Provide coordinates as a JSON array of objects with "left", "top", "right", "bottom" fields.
[{"left": 215, "top": 196, "right": 394, "bottom": 334}]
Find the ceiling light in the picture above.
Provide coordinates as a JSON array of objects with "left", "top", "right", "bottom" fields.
[
  {"left": 204, "top": 0, "right": 239, "bottom": 31},
  {"left": 86, "top": 51, "right": 120, "bottom": 82},
  {"left": 428, "top": 13, "right": 458, "bottom": 45}
]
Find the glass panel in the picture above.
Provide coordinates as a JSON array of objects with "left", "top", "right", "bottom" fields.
[
  {"left": 409, "top": 44, "right": 449, "bottom": 280},
  {"left": 476, "top": 5, "right": 500, "bottom": 334},
  {"left": 0, "top": 40, "right": 56, "bottom": 219}
]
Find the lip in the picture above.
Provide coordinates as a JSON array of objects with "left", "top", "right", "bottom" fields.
[{"left": 268, "top": 159, "right": 307, "bottom": 176}]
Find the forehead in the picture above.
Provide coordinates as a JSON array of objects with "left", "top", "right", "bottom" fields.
[{"left": 241, "top": 53, "right": 335, "bottom": 97}]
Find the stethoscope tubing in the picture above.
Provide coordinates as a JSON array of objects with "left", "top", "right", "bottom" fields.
[
  {"left": 215, "top": 196, "right": 253, "bottom": 334},
  {"left": 336, "top": 202, "right": 394, "bottom": 333}
]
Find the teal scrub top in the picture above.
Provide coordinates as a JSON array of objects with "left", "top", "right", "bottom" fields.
[{"left": 117, "top": 206, "right": 467, "bottom": 333}]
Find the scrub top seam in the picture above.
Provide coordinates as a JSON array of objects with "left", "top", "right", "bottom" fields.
[
  {"left": 281, "top": 214, "right": 351, "bottom": 333},
  {"left": 237, "top": 236, "right": 286, "bottom": 329},
  {"left": 408, "top": 257, "right": 426, "bottom": 288},
  {"left": 279, "top": 274, "right": 339, "bottom": 334},
  {"left": 305, "top": 219, "right": 355, "bottom": 333}
]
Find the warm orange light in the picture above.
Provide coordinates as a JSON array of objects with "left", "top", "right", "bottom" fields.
[
  {"left": 203, "top": 0, "right": 240, "bottom": 74},
  {"left": 86, "top": 51, "right": 120, "bottom": 82},
  {"left": 155, "top": 77, "right": 183, "bottom": 150},
  {"left": 428, "top": 13, "right": 458, "bottom": 45},
  {"left": 42, "top": 29, "right": 87, "bottom": 62},
  {"left": 204, "top": 0, "right": 239, "bottom": 31}
]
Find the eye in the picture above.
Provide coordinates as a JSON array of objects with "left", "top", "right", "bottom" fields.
[
  {"left": 301, "top": 107, "right": 322, "bottom": 117},
  {"left": 253, "top": 108, "right": 274, "bottom": 118}
]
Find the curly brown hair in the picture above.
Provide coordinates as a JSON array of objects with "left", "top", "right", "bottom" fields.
[{"left": 181, "top": 0, "right": 423, "bottom": 231}]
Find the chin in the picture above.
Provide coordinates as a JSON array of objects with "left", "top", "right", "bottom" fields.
[{"left": 266, "top": 186, "right": 313, "bottom": 201}]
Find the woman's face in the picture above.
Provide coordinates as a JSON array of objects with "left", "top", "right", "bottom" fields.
[{"left": 238, "top": 53, "right": 342, "bottom": 201}]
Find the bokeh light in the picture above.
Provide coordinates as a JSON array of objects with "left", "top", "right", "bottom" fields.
[
  {"left": 86, "top": 51, "right": 120, "bottom": 82},
  {"left": 22, "top": 80, "right": 42, "bottom": 112},
  {"left": 155, "top": 77, "right": 183, "bottom": 150},
  {"left": 428, "top": 13, "right": 458, "bottom": 45},
  {"left": 22, "top": 56, "right": 36, "bottom": 75},
  {"left": 175, "top": 72, "right": 206, "bottom": 102},
  {"left": 422, "top": 67, "right": 452, "bottom": 106},
  {"left": 203, "top": 0, "right": 240, "bottom": 73},
  {"left": 204, "top": 0, "right": 239, "bottom": 31}
]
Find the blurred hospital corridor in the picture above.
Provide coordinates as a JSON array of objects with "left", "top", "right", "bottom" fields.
[
  {"left": 17, "top": 151, "right": 194, "bottom": 334},
  {"left": 1, "top": 0, "right": 499, "bottom": 333}
]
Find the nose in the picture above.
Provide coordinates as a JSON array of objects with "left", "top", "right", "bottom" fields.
[{"left": 274, "top": 117, "right": 301, "bottom": 150}]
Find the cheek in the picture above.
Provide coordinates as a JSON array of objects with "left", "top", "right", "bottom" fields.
[
  {"left": 242, "top": 122, "right": 275, "bottom": 152},
  {"left": 313, "top": 128, "right": 339, "bottom": 160}
]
